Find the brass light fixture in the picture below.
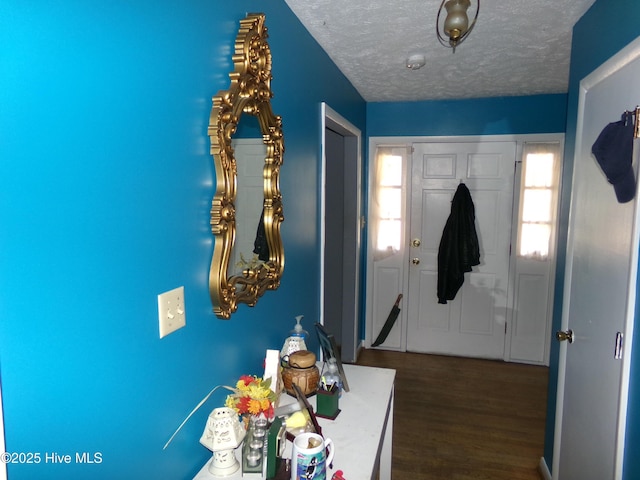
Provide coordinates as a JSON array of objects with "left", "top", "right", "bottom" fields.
[{"left": 436, "top": 0, "right": 479, "bottom": 52}]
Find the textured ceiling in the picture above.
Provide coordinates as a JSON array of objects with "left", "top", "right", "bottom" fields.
[{"left": 284, "top": 0, "right": 596, "bottom": 102}]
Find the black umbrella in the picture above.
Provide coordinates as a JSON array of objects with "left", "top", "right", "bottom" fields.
[{"left": 372, "top": 294, "right": 403, "bottom": 347}]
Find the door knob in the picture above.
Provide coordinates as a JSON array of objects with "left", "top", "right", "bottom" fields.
[
  {"left": 412, "top": 238, "right": 421, "bottom": 247},
  {"left": 556, "top": 329, "right": 574, "bottom": 343},
  {"left": 412, "top": 258, "right": 420, "bottom": 265}
]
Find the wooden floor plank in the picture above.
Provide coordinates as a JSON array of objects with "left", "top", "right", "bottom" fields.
[{"left": 353, "top": 349, "right": 548, "bottom": 480}]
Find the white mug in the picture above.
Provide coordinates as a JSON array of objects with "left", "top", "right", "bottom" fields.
[{"left": 290, "top": 432, "right": 335, "bottom": 480}]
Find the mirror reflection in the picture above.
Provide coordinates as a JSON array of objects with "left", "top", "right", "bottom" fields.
[{"left": 231, "top": 137, "right": 268, "bottom": 276}]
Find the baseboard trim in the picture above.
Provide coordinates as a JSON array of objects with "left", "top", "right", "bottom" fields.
[{"left": 539, "top": 456, "right": 552, "bottom": 480}]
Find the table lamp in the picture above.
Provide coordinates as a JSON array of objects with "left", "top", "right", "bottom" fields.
[{"left": 199, "top": 407, "right": 246, "bottom": 476}]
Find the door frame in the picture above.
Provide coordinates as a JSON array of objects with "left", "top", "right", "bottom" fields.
[
  {"left": 366, "top": 134, "right": 564, "bottom": 362},
  {"left": 319, "top": 102, "right": 362, "bottom": 363},
  {"left": 551, "top": 36, "right": 640, "bottom": 479}
]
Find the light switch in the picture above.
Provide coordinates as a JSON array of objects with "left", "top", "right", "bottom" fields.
[{"left": 158, "top": 286, "right": 186, "bottom": 338}]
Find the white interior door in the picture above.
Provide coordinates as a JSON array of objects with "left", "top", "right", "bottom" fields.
[
  {"left": 406, "top": 141, "right": 515, "bottom": 359},
  {"left": 553, "top": 40, "right": 640, "bottom": 480}
]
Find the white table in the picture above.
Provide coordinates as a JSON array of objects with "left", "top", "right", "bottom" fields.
[{"left": 194, "top": 364, "right": 396, "bottom": 480}]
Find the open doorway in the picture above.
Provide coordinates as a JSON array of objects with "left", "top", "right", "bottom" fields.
[{"left": 319, "top": 103, "right": 362, "bottom": 363}]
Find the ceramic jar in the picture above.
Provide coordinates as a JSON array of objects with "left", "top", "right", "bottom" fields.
[{"left": 282, "top": 350, "right": 319, "bottom": 396}]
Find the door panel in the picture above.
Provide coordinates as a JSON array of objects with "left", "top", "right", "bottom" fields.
[
  {"left": 371, "top": 264, "right": 404, "bottom": 348},
  {"left": 461, "top": 272, "right": 497, "bottom": 334},
  {"left": 407, "top": 141, "right": 515, "bottom": 359},
  {"left": 420, "top": 191, "right": 451, "bottom": 271},
  {"left": 509, "top": 272, "right": 549, "bottom": 362}
]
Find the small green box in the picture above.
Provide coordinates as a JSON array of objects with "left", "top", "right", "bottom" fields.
[
  {"left": 316, "top": 388, "right": 340, "bottom": 419},
  {"left": 267, "top": 417, "right": 285, "bottom": 479}
]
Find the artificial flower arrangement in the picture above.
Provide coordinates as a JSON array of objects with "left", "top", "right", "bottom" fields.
[
  {"left": 225, "top": 375, "right": 277, "bottom": 419},
  {"left": 163, "top": 357, "right": 283, "bottom": 450}
]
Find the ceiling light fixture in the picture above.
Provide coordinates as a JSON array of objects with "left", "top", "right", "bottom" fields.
[{"left": 436, "top": 0, "right": 479, "bottom": 53}]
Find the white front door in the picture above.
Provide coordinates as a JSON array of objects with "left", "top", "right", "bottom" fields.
[
  {"left": 406, "top": 141, "right": 515, "bottom": 359},
  {"left": 553, "top": 40, "right": 640, "bottom": 480}
]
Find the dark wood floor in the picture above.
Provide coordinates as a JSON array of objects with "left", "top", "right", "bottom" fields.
[{"left": 354, "top": 349, "right": 549, "bottom": 480}]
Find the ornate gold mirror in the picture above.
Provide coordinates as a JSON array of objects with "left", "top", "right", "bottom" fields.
[{"left": 209, "top": 13, "right": 284, "bottom": 319}]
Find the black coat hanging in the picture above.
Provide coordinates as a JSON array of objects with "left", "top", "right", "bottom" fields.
[{"left": 437, "top": 183, "right": 481, "bottom": 304}]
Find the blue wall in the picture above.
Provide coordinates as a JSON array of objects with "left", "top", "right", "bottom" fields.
[
  {"left": 0, "top": 2, "right": 365, "bottom": 479},
  {"left": 541, "top": 1, "right": 640, "bottom": 478},
  {"left": 367, "top": 94, "right": 567, "bottom": 137}
]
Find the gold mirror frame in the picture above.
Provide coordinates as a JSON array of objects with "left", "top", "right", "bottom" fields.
[{"left": 209, "top": 13, "right": 284, "bottom": 319}]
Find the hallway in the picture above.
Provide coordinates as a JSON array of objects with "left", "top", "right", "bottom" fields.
[{"left": 355, "top": 349, "right": 548, "bottom": 480}]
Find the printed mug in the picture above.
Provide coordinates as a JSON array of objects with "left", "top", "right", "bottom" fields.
[{"left": 290, "top": 432, "right": 335, "bottom": 480}]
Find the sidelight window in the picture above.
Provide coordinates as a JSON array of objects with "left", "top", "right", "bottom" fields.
[
  {"left": 371, "top": 146, "right": 407, "bottom": 260},
  {"left": 517, "top": 143, "right": 562, "bottom": 260}
]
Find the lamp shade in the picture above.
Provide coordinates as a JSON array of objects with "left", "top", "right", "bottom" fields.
[
  {"left": 436, "top": 0, "right": 479, "bottom": 51},
  {"left": 200, "top": 407, "right": 246, "bottom": 452},
  {"left": 444, "top": 0, "right": 471, "bottom": 40},
  {"left": 200, "top": 407, "right": 247, "bottom": 476}
]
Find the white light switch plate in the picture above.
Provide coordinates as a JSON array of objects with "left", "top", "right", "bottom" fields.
[{"left": 158, "top": 286, "right": 186, "bottom": 338}]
